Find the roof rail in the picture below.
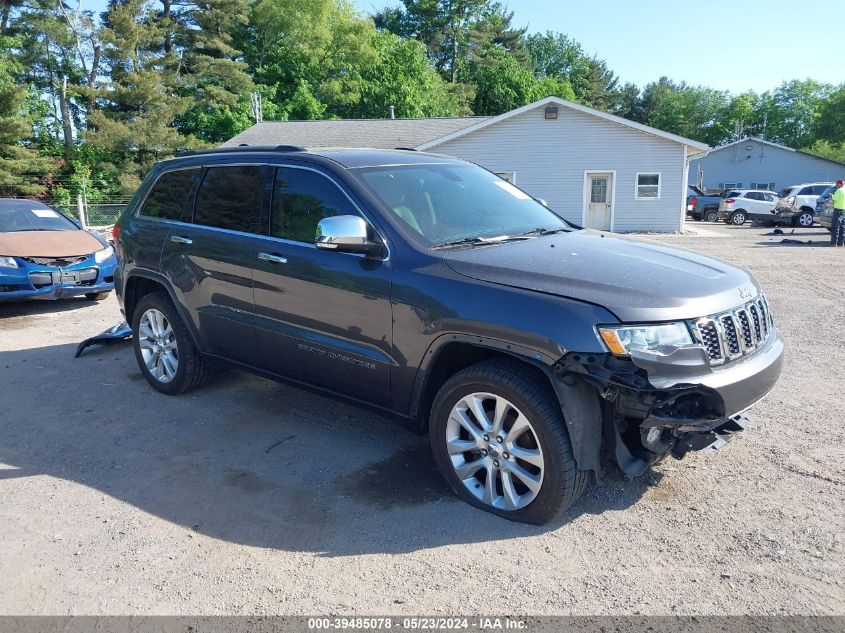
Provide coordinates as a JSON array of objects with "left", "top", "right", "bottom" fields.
[{"left": 175, "top": 144, "right": 306, "bottom": 157}]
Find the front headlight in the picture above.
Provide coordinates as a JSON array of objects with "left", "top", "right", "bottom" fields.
[
  {"left": 598, "top": 322, "right": 693, "bottom": 356},
  {"left": 0, "top": 256, "right": 19, "bottom": 268},
  {"left": 94, "top": 246, "right": 114, "bottom": 263}
]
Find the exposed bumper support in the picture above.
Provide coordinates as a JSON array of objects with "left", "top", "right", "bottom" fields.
[{"left": 556, "top": 329, "right": 783, "bottom": 476}]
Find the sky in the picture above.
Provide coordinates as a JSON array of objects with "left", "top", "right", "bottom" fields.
[{"left": 354, "top": 0, "right": 844, "bottom": 94}]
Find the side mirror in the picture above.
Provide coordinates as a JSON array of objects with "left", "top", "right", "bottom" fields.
[{"left": 315, "top": 215, "right": 380, "bottom": 255}]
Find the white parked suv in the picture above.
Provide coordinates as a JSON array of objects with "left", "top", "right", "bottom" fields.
[
  {"left": 781, "top": 183, "right": 835, "bottom": 227},
  {"left": 717, "top": 189, "right": 784, "bottom": 225}
]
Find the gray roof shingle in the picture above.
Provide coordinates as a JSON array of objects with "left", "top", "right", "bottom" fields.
[{"left": 221, "top": 117, "right": 490, "bottom": 149}]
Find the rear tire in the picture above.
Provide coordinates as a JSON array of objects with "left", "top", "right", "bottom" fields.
[
  {"left": 705, "top": 210, "right": 718, "bottom": 223},
  {"left": 85, "top": 291, "right": 111, "bottom": 301},
  {"left": 131, "top": 291, "right": 210, "bottom": 395},
  {"left": 730, "top": 211, "right": 746, "bottom": 225},
  {"left": 429, "top": 359, "right": 588, "bottom": 524}
]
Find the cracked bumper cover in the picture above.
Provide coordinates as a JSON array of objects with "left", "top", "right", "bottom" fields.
[
  {"left": 556, "top": 328, "right": 783, "bottom": 475},
  {"left": 629, "top": 327, "right": 784, "bottom": 419}
]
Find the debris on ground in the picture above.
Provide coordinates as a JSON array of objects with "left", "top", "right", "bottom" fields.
[{"left": 74, "top": 321, "right": 132, "bottom": 357}]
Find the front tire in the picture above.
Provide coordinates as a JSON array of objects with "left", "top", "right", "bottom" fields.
[
  {"left": 131, "top": 291, "right": 210, "bottom": 395},
  {"left": 429, "top": 360, "right": 588, "bottom": 524},
  {"left": 730, "top": 211, "right": 746, "bottom": 225},
  {"left": 795, "top": 210, "right": 814, "bottom": 227}
]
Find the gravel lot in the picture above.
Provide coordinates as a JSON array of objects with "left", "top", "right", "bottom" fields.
[{"left": 1, "top": 222, "right": 843, "bottom": 616}]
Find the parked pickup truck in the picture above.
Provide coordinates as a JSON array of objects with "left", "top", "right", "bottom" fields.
[
  {"left": 113, "top": 147, "right": 784, "bottom": 524},
  {"left": 686, "top": 185, "right": 722, "bottom": 222}
]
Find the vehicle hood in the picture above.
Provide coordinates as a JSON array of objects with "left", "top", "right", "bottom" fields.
[
  {"left": 0, "top": 230, "right": 103, "bottom": 258},
  {"left": 442, "top": 230, "right": 760, "bottom": 322}
]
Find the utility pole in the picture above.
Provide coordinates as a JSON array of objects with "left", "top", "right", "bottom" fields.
[{"left": 250, "top": 92, "right": 263, "bottom": 123}]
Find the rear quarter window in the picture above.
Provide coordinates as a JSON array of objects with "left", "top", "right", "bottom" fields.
[{"left": 139, "top": 168, "right": 200, "bottom": 220}]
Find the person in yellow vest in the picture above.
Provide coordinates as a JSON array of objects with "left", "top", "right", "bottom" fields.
[{"left": 833, "top": 179, "right": 845, "bottom": 247}]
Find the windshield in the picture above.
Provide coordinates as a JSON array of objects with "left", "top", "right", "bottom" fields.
[
  {"left": 356, "top": 163, "right": 571, "bottom": 246},
  {"left": 0, "top": 203, "right": 77, "bottom": 232}
]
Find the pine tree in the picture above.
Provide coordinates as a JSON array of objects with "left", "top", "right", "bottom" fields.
[
  {"left": 87, "top": 0, "right": 199, "bottom": 186},
  {"left": 0, "top": 36, "right": 54, "bottom": 196}
]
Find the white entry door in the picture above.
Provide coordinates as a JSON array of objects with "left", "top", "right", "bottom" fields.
[{"left": 584, "top": 173, "right": 613, "bottom": 230}]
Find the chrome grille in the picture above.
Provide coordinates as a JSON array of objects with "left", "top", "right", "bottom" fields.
[
  {"left": 691, "top": 296, "right": 773, "bottom": 365},
  {"left": 719, "top": 314, "right": 742, "bottom": 357},
  {"left": 735, "top": 309, "right": 754, "bottom": 349}
]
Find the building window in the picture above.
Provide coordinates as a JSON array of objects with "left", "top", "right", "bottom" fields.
[
  {"left": 495, "top": 171, "right": 516, "bottom": 184},
  {"left": 635, "top": 173, "right": 660, "bottom": 199}
]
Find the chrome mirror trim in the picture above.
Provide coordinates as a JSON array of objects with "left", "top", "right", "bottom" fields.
[{"left": 315, "top": 215, "right": 380, "bottom": 255}]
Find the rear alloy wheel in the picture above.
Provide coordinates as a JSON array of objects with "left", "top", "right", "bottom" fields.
[
  {"left": 796, "top": 210, "right": 814, "bottom": 228},
  {"left": 132, "top": 291, "right": 210, "bottom": 395},
  {"left": 138, "top": 308, "right": 179, "bottom": 384},
  {"left": 430, "top": 360, "right": 588, "bottom": 524},
  {"left": 730, "top": 211, "right": 746, "bottom": 225},
  {"left": 705, "top": 210, "right": 719, "bottom": 223}
]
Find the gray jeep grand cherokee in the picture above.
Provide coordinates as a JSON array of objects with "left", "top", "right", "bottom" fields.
[{"left": 113, "top": 146, "right": 784, "bottom": 524}]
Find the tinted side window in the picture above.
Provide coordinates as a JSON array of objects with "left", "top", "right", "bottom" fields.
[
  {"left": 815, "top": 185, "right": 831, "bottom": 195},
  {"left": 746, "top": 192, "right": 763, "bottom": 200},
  {"left": 139, "top": 168, "right": 199, "bottom": 220},
  {"left": 271, "top": 168, "right": 357, "bottom": 243},
  {"left": 194, "top": 166, "right": 263, "bottom": 233},
  {"left": 798, "top": 186, "right": 815, "bottom": 196}
]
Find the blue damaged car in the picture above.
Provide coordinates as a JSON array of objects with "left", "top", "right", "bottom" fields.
[{"left": 0, "top": 198, "right": 117, "bottom": 302}]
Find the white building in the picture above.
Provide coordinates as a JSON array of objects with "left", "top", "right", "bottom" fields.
[{"left": 225, "top": 96, "right": 709, "bottom": 233}]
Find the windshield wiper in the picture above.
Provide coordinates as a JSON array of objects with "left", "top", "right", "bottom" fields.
[
  {"left": 517, "top": 227, "right": 570, "bottom": 237},
  {"left": 434, "top": 234, "right": 533, "bottom": 249}
]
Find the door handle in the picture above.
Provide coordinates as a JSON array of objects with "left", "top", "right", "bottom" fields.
[
  {"left": 258, "top": 252, "right": 287, "bottom": 264},
  {"left": 170, "top": 235, "right": 193, "bottom": 245}
]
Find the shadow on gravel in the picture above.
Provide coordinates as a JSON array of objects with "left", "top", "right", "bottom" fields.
[
  {"left": 0, "top": 341, "right": 647, "bottom": 555},
  {"left": 0, "top": 296, "right": 102, "bottom": 318},
  {"left": 755, "top": 240, "right": 833, "bottom": 248}
]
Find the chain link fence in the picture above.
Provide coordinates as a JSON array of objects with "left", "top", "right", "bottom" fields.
[{"left": 27, "top": 197, "right": 131, "bottom": 229}]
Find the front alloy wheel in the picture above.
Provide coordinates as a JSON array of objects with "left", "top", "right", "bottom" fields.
[
  {"left": 430, "top": 360, "right": 589, "bottom": 524},
  {"left": 138, "top": 308, "right": 179, "bottom": 383},
  {"left": 797, "top": 211, "right": 814, "bottom": 227},
  {"left": 446, "top": 392, "right": 544, "bottom": 511}
]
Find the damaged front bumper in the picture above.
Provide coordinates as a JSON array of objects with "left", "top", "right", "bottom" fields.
[
  {"left": 0, "top": 257, "right": 116, "bottom": 302},
  {"left": 557, "top": 329, "right": 784, "bottom": 476}
]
